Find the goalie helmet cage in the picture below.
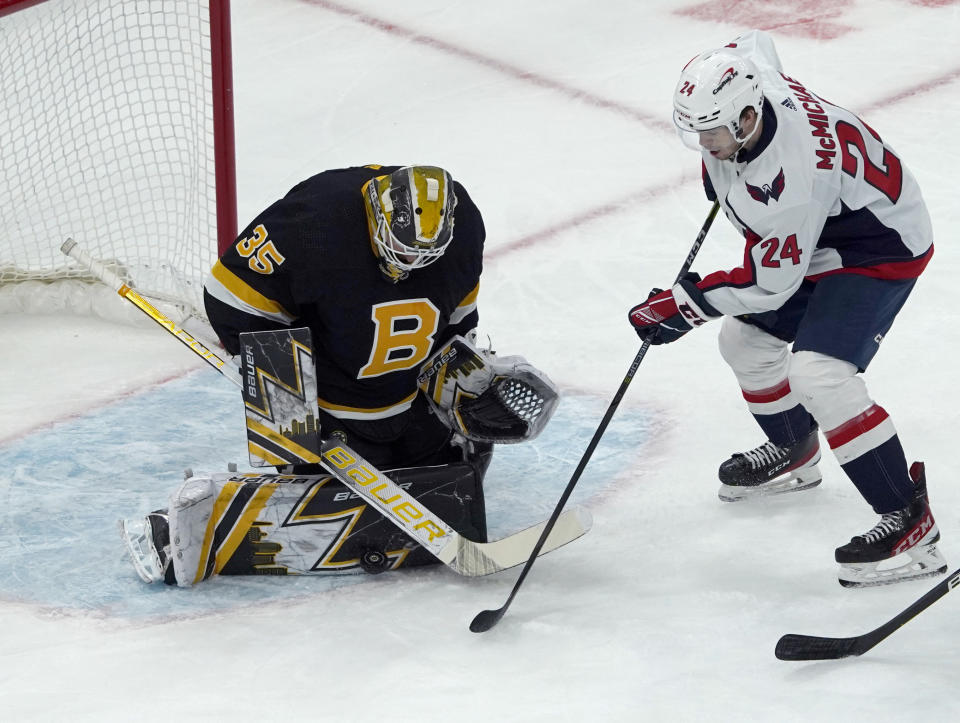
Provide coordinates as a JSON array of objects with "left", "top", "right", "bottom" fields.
[{"left": 0, "top": 0, "right": 236, "bottom": 319}]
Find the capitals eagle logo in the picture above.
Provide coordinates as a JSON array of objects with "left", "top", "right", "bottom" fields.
[{"left": 745, "top": 168, "right": 786, "bottom": 205}]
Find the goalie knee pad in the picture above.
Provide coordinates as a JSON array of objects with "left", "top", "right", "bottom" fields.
[{"left": 418, "top": 335, "right": 559, "bottom": 443}]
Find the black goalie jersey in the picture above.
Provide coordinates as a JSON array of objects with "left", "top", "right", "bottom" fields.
[{"left": 204, "top": 165, "right": 484, "bottom": 429}]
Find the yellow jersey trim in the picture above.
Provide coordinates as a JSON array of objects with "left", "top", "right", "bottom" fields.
[{"left": 210, "top": 260, "right": 294, "bottom": 320}]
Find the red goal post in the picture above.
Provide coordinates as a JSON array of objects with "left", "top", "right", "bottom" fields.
[{"left": 0, "top": 0, "right": 236, "bottom": 320}]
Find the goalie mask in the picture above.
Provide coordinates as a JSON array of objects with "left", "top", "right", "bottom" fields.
[
  {"left": 362, "top": 166, "right": 457, "bottom": 283},
  {"left": 418, "top": 335, "right": 560, "bottom": 444},
  {"left": 673, "top": 50, "right": 763, "bottom": 153}
]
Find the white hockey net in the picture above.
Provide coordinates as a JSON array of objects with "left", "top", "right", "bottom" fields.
[{"left": 0, "top": 0, "right": 235, "bottom": 321}]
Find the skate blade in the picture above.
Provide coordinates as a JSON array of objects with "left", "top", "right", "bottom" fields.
[
  {"left": 838, "top": 565, "right": 947, "bottom": 588},
  {"left": 119, "top": 518, "right": 162, "bottom": 584},
  {"left": 838, "top": 544, "right": 948, "bottom": 588},
  {"left": 718, "top": 474, "right": 821, "bottom": 503}
]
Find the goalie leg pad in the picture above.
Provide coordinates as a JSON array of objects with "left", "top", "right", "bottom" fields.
[
  {"left": 419, "top": 335, "right": 559, "bottom": 443},
  {"left": 168, "top": 476, "right": 218, "bottom": 587},
  {"left": 212, "top": 461, "right": 488, "bottom": 577},
  {"left": 122, "top": 476, "right": 217, "bottom": 587},
  {"left": 133, "top": 455, "right": 490, "bottom": 585}
]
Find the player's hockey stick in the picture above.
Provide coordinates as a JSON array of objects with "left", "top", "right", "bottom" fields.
[
  {"left": 60, "top": 238, "right": 591, "bottom": 577},
  {"left": 470, "top": 200, "right": 722, "bottom": 632},
  {"left": 776, "top": 567, "right": 960, "bottom": 660}
]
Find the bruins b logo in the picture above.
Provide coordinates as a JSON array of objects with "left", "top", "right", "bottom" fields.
[{"left": 359, "top": 299, "right": 440, "bottom": 378}]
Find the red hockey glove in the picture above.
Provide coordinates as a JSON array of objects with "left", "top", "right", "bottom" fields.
[{"left": 627, "top": 274, "right": 720, "bottom": 345}]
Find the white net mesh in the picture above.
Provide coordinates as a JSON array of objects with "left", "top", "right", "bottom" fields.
[{"left": 0, "top": 0, "right": 229, "bottom": 318}]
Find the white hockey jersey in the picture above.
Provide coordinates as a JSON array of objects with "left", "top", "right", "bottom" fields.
[{"left": 696, "top": 31, "right": 933, "bottom": 317}]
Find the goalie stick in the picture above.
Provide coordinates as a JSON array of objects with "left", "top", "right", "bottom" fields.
[
  {"left": 470, "top": 201, "right": 721, "bottom": 632},
  {"left": 60, "top": 238, "right": 591, "bottom": 577},
  {"left": 776, "top": 567, "right": 960, "bottom": 660}
]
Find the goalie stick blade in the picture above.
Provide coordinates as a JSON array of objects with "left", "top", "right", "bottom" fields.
[
  {"left": 775, "top": 633, "right": 863, "bottom": 661},
  {"left": 444, "top": 506, "right": 592, "bottom": 577}
]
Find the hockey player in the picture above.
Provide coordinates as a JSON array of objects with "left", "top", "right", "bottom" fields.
[
  {"left": 627, "top": 31, "right": 946, "bottom": 587},
  {"left": 205, "top": 164, "right": 486, "bottom": 470},
  {"left": 123, "top": 165, "right": 560, "bottom": 585}
]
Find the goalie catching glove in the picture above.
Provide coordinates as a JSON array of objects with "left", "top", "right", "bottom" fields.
[{"left": 418, "top": 335, "right": 559, "bottom": 443}]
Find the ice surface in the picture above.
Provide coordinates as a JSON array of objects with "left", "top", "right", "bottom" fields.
[{"left": 2, "top": 1, "right": 960, "bottom": 721}]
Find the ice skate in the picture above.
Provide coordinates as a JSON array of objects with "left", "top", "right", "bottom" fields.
[
  {"left": 120, "top": 511, "right": 171, "bottom": 584},
  {"left": 835, "top": 462, "right": 947, "bottom": 587},
  {"left": 718, "top": 428, "right": 821, "bottom": 502}
]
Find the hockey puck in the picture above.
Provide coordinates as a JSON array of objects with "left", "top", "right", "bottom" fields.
[{"left": 359, "top": 548, "right": 390, "bottom": 574}]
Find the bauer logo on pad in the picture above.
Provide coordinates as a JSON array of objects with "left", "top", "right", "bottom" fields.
[{"left": 239, "top": 327, "right": 321, "bottom": 467}]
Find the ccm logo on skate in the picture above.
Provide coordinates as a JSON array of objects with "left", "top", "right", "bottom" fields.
[
  {"left": 893, "top": 511, "right": 934, "bottom": 555},
  {"left": 322, "top": 446, "right": 447, "bottom": 542}
]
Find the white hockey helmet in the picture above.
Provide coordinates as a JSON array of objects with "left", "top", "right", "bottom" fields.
[
  {"left": 673, "top": 49, "right": 763, "bottom": 146},
  {"left": 362, "top": 165, "right": 457, "bottom": 282}
]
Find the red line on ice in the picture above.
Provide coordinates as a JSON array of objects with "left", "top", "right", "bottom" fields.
[
  {"left": 302, "top": 1, "right": 960, "bottom": 258},
  {"left": 301, "top": 0, "right": 671, "bottom": 133}
]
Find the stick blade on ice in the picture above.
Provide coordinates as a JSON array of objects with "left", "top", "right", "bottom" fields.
[
  {"left": 776, "top": 569, "right": 960, "bottom": 661},
  {"left": 775, "top": 634, "right": 861, "bottom": 661},
  {"left": 470, "top": 608, "right": 505, "bottom": 633}
]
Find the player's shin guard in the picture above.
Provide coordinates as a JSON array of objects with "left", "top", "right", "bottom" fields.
[
  {"left": 825, "top": 405, "right": 915, "bottom": 513},
  {"left": 835, "top": 462, "right": 947, "bottom": 587}
]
